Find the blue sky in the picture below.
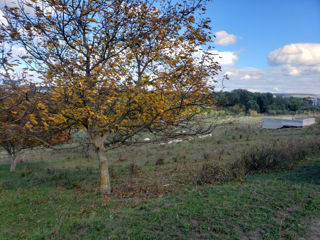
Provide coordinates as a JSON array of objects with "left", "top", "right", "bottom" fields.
[
  {"left": 1, "top": 0, "right": 319, "bottom": 94},
  {"left": 206, "top": 0, "right": 320, "bottom": 94}
]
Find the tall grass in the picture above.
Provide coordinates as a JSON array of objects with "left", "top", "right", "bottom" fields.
[{"left": 197, "top": 136, "right": 320, "bottom": 185}]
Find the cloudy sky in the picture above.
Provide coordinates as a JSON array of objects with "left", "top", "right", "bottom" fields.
[
  {"left": 1, "top": 0, "right": 319, "bottom": 94},
  {"left": 208, "top": 0, "right": 320, "bottom": 94}
]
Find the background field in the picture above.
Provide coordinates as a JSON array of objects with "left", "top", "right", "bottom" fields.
[{"left": 0, "top": 114, "right": 319, "bottom": 239}]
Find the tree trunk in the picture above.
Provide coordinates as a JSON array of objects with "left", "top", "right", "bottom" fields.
[
  {"left": 97, "top": 147, "right": 111, "bottom": 194},
  {"left": 10, "top": 152, "right": 17, "bottom": 173},
  {"left": 87, "top": 143, "right": 96, "bottom": 161},
  {"left": 89, "top": 132, "right": 111, "bottom": 194}
]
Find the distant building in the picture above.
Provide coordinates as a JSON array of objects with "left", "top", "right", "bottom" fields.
[
  {"left": 307, "top": 97, "right": 320, "bottom": 106},
  {"left": 262, "top": 118, "right": 316, "bottom": 129}
]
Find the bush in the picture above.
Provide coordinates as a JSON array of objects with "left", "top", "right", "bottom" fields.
[
  {"left": 228, "top": 104, "right": 246, "bottom": 115},
  {"left": 197, "top": 163, "right": 232, "bottom": 185},
  {"left": 128, "top": 163, "right": 140, "bottom": 176},
  {"left": 234, "top": 138, "right": 320, "bottom": 174},
  {"left": 155, "top": 158, "right": 165, "bottom": 166},
  {"left": 198, "top": 136, "right": 320, "bottom": 186},
  {"left": 249, "top": 110, "right": 258, "bottom": 116}
]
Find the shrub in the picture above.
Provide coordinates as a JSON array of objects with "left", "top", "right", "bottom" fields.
[
  {"left": 197, "top": 163, "right": 232, "bottom": 185},
  {"left": 234, "top": 137, "right": 320, "bottom": 174},
  {"left": 155, "top": 158, "right": 165, "bottom": 166},
  {"left": 249, "top": 110, "right": 258, "bottom": 116},
  {"left": 199, "top": 136, "right": 320, "bottom": 186},
  {"left": 128, "top": 163, "right": 140, "bottom": 176}
]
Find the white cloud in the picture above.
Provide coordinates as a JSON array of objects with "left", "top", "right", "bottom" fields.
[
  {"left": 240, "top": 74, "right": 260, "bottom": 80},
  {"left": 211, "top": 50, "right": 238, "bottom": 66},
  {"left": 0, "top": 9, "right": 9, "bottom": 26},
  {"left": 214, "top": 43, "right": 320, "bottom": 94},
  {"left": 215, "top": 31, "right": 237, "bottom": 45},
  {"left": 11, "top": 45, "right": 27, "bottom": 57},
  {"left": 0, "top": 0, "right": 17, "bottom": 8},
  {"left": 217, "top": 65, "right": 320, "bottom": 94},
  {"left": 247, "top": 89, "right": 260, "bottom": 93},
  {"left": 268, "top": 43, "right": 320, "bottom": 66},
  {"left": 268, "top": 43, "right": 320, "bottom": 76},
  {"left": 0, "top": 40, "right": 27, "bottom": 57},
  {"left": 0, "top": 0, "right": 52, "bottom": 18},
  {"left": 284, "top": 65, "right": 301, "bottom": 76},
  {"left": 225, "top": 71, "right": 233, "bottom": 76},
  {"left": 240, "top": 74, "right": 251, "bottom": 80},
  {"left": 190, "top": 46, "right": 239, "bottom": 66}
]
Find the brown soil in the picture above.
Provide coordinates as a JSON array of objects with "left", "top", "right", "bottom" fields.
[{"left": 299, "top": 217, "right": 320, "bottom": 240}]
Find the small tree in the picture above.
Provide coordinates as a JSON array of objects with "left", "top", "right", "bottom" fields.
[
  {"left": 247, "top": 99, "right": 260, "bottom": 113},
  {"left": 2, "top": 0, "right": 220, "bottom": 194},
  {"left": 0, "top": 84, "right": 70, "bottom": 172}
]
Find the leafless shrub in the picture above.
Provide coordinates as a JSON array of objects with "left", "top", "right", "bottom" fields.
[
  {"left": 197, "top": 163, "right": 232, "bottom": 185},
  {"left": 218, "top": 149, "right": 225, "bottom": 161},
  {"left": 109, "top": 166, "right": 118, "bottom": 179},
  {"left": 155, "top": 158, "right": 165, "bottom": 166},
  {"left": 118, "top": 153, "right": 127, "bottom": 162},
  {"left": 1, "top": 180, "right": 12, "bottom": 190},
  {"left": 202, "top": 152, "right": 211, "bottom": 161},
  {"left": 128, "top": 163, "right": 140, "bottom": 176},
  {"left": 172, "top": 156, "right": 178, "bottom": 162}
]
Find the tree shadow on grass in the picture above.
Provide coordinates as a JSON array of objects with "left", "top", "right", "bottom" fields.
[
  {"left": 281, "top": 160, "right": 320, "bottom": 185},
  {"left": 0, "top": 161, "right": 99, "bottom": 191}
]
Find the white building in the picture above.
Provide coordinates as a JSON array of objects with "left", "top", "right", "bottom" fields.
[
  {"left": 307, "top": 97, "right": 320, "bottom": 106},
  {"left": 262, "top": 118, "right": 316, "bottom": 129}
]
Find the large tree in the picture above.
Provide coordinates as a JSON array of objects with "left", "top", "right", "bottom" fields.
[{"left": 1, "top": 0, "right": 220, "bottom": 194}]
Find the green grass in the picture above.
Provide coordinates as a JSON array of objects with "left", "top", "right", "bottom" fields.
[
  {"left": 0, "top": 156, "right": 319, "bottom": 239},
  {"left": 109, "top": 157, "right": 320, "bottom": 239},
  {"left": 0, "top": 115, "right": 320, "bottom": 239}
]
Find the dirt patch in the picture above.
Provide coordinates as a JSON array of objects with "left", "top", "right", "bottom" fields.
[
  {"left": 300, "top": 217, "right": 320, "bottom": 240},
  {"left": 238, "top": 230, "right": 263, "bottom": 240},
  {"left": 274, "top": 205, "right": 300, "bottom": 224}
]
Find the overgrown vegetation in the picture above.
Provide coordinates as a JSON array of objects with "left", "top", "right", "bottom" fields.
[
  {"left": 239, "top": 140, "right": 318, "bottom": 170},
  {"left": 0, "top": 156, "right": 319, "bottom": 239},
  {"left": 197, "top": 136, "right": 320, "bottom": 185},
  {"left": 0, "top": 115, "right": 319, "bottom": 239}
]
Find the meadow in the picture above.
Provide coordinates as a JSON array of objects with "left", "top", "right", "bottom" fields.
[{"left": 0, "top": 115, "right": 320, "bottom": 239}]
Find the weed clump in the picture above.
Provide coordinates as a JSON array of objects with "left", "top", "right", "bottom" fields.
[
  {"left": 202, "top": 152, "right": 211, "bottom": 161},
  {"left": 118, "top": 153, "right": 127, "bottom": 162},
  {"left": 197, "top": 163, "right": 232, "bottom": 185},
  {"left": 155, "top": 158, "right": 165, "bottom": 166},
  {"left": 20, "top": 166, "right": 34, "bottom": 177},
  {"left": 1, "top": 180, "right": 13, "bottom": 190},
  {"left": 128, "top": 163, "right": 141, "bottom": 175}
]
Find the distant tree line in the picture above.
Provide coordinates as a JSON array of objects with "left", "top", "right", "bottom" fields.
[{"left": 213, "top": 89, "right": 319, "bottom": 115}]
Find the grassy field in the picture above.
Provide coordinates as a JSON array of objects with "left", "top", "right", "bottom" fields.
[{"left": 0, "top": 115, "right": 320, "bottom": 239}]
